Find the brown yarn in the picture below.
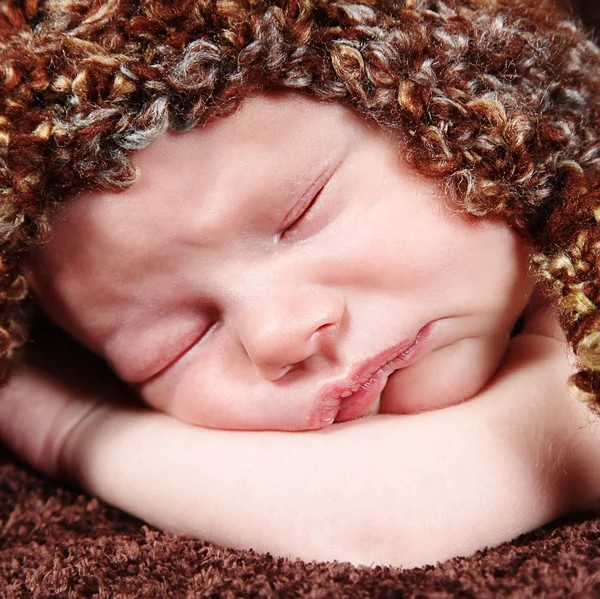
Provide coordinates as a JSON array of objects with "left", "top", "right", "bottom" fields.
[{"left": 1, "top": 0, "right": 600, "bottom": 407}]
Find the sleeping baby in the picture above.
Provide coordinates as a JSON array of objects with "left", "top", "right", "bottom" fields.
[
  {"left": 1, "top": 0, "right": 600, "bottom": 569},
  {"left": 25, "top": 92, "right": 534, "bottom": 430}
]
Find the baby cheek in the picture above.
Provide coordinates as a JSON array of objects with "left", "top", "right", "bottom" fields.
[
  {"left": 139, "top": 363, "right": 228, "bottom": 427},
  {"left": 380, "top": 336, "right": 509, "bottom": 415},
  {"left": 140, "top": 356, "right": 282, "bottom": 430}
]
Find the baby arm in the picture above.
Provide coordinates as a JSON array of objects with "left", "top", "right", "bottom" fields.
[{"left": 2, "top": 320, "right": 599, "bottom": 569}]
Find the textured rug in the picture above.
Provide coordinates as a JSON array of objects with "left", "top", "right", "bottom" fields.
[{"left": 1, "top": 446, "right": 600, "bottom": 598}]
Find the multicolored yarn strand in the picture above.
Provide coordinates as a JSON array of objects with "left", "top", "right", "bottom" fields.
[{"left": 2, "top": 0, "right": 600, "bottom": 405}]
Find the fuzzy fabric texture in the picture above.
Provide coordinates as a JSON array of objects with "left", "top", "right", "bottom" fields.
[
  {"left": 1, "top": 446, "right": 600, "bottom": 597},
  {"left": 2, "top": 0, "right": 600, "bottom": 406}
]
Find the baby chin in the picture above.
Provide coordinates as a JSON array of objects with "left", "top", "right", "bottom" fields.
[{"left": 378, "top": 336, "right": 510, "bottom": 415}]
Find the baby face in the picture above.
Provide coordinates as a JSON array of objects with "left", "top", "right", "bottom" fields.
[{"left": 27, "top": 93, "right": 534, "bottom": 430}]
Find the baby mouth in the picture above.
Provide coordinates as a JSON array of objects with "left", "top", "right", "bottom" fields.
[
  {"left": 312, "top": 325, "right": 429, "bottom": 428},
  {"left": 310, "top": 368, "right": 390, "bottom": 429},
  {"left": 311, "top": 323, "right": 433, "bottom": 428},
  {"left": 333, "top": 372, "right": 388, "bottom": 424}
]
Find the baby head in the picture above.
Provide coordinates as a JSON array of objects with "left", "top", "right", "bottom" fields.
[
  {"left": 25, "top": 92, "right": 534, "bottom": 429},
  {"left": 3, "top": 0, "right": 600, "bottom": 427}
]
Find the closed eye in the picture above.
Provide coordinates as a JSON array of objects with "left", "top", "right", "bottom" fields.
[
  {"left": 276, "top": 157, "right": 342, "bottom": 241},
  {"left": 280, "top": 185, "right": 325, "bottom": 239},
  {"left": 137, "top": 316, "right": 220, "bottom": 384}
]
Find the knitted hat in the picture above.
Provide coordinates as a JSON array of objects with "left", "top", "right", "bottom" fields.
[{"left": 1, "top": 0, "right": 600, "bottom": 405}]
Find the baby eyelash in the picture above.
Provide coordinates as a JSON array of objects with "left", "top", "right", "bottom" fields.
[{"left": 281, "top": 186, "right": 324, "bottom": 237}]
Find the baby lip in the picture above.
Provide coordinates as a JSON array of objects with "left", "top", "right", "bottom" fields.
[
  {"left": 334, "top": 377, "right": 387, "bottom": 424},
  {"left": 310, "top": 327, "right": 429, "bottom": 428}
]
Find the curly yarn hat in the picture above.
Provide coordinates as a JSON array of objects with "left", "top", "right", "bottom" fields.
[{"left": 1, "top": 0, "right": 600, "bottom": 404}]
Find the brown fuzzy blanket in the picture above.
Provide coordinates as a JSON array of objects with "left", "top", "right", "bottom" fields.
[{"left": 1, "top": 445, "right": 600, "bottom": 597}]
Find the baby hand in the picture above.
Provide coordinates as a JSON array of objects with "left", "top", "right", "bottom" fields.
[{"left": 0, "top": 328, "right": 133, "bottom": 478}]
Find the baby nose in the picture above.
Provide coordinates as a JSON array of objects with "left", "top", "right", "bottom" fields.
[{"left": 237, "top": 290, "right": 344, "bottom": 381}]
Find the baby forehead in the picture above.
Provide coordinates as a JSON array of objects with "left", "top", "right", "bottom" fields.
[
  {"left": 55, "top": 93, "right": 369, "bottom": 232},
  {"left": 34, "top": 92, "right": 378, "bottom": 267}
]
